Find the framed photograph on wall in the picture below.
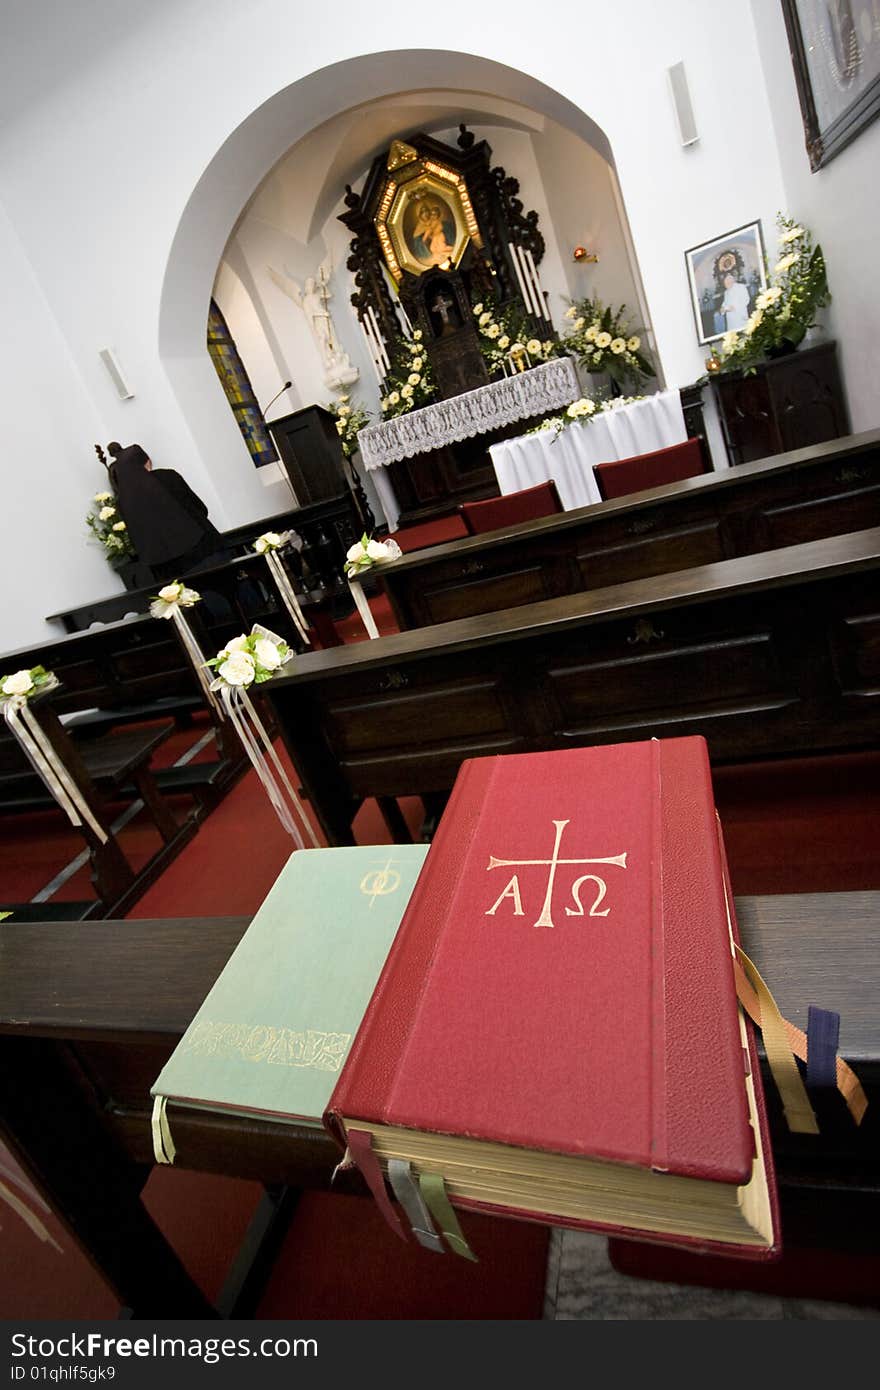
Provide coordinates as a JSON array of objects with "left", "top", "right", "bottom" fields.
[
  {"left": 781, "top": 0, "right": 880, "bottom": 171},
  {"left": 684, "top": 221, "right": 768, "bottom": 347}
]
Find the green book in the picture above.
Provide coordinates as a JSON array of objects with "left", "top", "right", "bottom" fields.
[{"left": 151, "top": 844, "right": 429, "bottom": 1127}]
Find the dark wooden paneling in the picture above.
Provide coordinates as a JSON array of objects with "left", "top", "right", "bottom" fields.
[
  {"left": 267, "top": 529, "right": 880, "bottom": 843},
  {"left": 381, "top": 430, "right": 880, "bottom": 631}
]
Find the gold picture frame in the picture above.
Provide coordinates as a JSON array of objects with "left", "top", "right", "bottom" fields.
[{"left": 375, "top": 161, "right": 480, "bottom": 282}]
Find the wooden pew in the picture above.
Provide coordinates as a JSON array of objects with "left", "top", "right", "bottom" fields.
[
  {"left": 264, "top": 527, "right": 880, "bottom": 845},
  {"left": 0, "top": 893, "right": 876, "bottom": 1315},
  {"left": 380, "top": 429, "right": 880, "bottom": 629}
]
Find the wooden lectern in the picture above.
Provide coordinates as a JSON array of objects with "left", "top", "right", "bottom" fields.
[{"left": 267, "top": 404, "right": 348, "bottom": 505}]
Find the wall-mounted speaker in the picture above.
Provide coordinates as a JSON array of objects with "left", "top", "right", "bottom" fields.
[
  {"left": 667, "top": 62, "right": 699, "bottom": 147},
  {"left": 99, "top": 347, "right": 134, "bottom": 400}
]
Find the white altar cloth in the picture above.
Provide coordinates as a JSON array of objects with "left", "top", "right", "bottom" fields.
[{"left": 488, "top": 389, "right": 688, "bottom": 512}]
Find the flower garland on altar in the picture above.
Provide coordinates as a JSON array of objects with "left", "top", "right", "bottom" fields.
[
  {"left": 527, "top": 393, "right": 646, "bottom": 440},
  {"left": 559, "top": 296, "right": 654, "bottom": 393}
]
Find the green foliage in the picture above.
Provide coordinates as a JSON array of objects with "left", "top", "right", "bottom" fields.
[
  {"left": 717, "top": 214, "right": 830, "bottom": 373},
  {"left": 559, "top": 296, "right": 655, "bottom": 392},
  {"left": 380, "top": 330, "right": 438, "bottom": 419}
]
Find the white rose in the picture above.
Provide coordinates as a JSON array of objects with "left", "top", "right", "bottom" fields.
[
  {"left": 412, "top": 357, "right": 423, "bottom": 370},
  {"left": 408, "top": 373, "right": 421, "bottom": 386},
  {"left": 2, "top": 669, "right": 35, "bottom": 697},
  {"left": 94, "top": 491, "right": 113, "bottom": 502},
  {"left": 526, "top": 339, "right": 541, "bottom": 355},
  {"left": 346, "top": 541, "right": 366, "bottom": 562},
  {"left": 627, "top": 335, "right": 641, "bottom": 351},
  {"left": 98, "top": 506, "right": 116, "bottom": 521},
  {"left": 225, "top": 634, "right": 250, "bottom": 652},
  {"left": 413, "top": 329, "right": 422, "bottom": 340},
  {"left": 596, "top": 331, "right": 612, "bottom": 349},
  {"left": 497, "top": 335, "right": 510, "bottom": 350},
  {"left": 366, "top": 539, "right": 389, "bottom": 560},
  {"left": 401, "top": 384, "right": 414, "bottom": 398},
  {"left": 112, "top": 521, "right": 126, "bottom": 531},
  {"left": 479, "top": 311, "right": 493, "bottom": 326},
  {"left": 610, "top": 337, "right": 626, "bottom": 354},
  {"left": 158, "top": 583, "right": 183, "bottom": 602},
  {"left": 486, "top": 324, "right": 500, "bottom": 339},
  {"left": 217, "top": 651, "right": 256, "bottom": 687},
  {"left": 253, "top": 638, "right": 283, "bottom": 671}
]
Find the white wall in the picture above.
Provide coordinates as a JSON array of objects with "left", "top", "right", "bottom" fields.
[
  {"left": 750, "top": 1, "right": 880, "bottom": 433},
  {"left": 0, "top": 0, "right": 807, "bottom": 642}
]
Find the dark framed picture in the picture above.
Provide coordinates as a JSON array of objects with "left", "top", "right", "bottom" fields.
[
  {"left": 781, "top": 0, "right": 880, "bottom": 171},
  {"left": 684, "top": 221, "right": 768, "bottom": 346}
]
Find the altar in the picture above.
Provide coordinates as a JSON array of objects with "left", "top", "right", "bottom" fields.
[
  {"left": 488, "top": 388, "right": 692, "bottom": 511},
  {"left": 358, "top": 358, "right": 581, "bottom": 529}
]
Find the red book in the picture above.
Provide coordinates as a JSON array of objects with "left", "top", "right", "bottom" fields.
[{"left": 326, "top": 737, "right": 780, "bottom": 1258}]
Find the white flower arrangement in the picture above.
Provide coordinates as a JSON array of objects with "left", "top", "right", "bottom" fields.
[
  {"left": 0, "top": 664, "right": 56, "bottom": 701},
  {"left": 380, "top": 330, "right": 438, "bottom": 420},
  {"left": 560, "top": 296, "right": 654, "bottom": 392},
  {"left": 253, "top": 530, "right": 289, "bottom": 554},
  {"left": 344, "top": 533, "right": 403, "bottom": 579},
  {"left": 149, "top": 581, "right": 202, "bottom": 620},
  {"left": 206, "top": 630, "right": 293, "bottom": 691},
  {"left": 327, "top": 396, "right": 371, "bottom": 458},
  {"left": 85, "top": 489, "right": 136, "bottom": 565},
  {"left": 470, "top": 294, "right": 561, "bottom": 377}
]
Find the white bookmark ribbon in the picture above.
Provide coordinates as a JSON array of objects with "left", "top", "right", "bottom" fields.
[
  {"left": 264, "top": 549, "right": 311, "bottom": 646},
  {"left": 2, "top": 695, "right": 109, "bottom": 843},
  {"left": 219, "top": 684, "right": 320, "bottom": 848},
  {"left": 0, "top": 1177, "right": 63, "bottom": 1253},
  {"left": 348, "top": 579, "right": 380, "bottom": 640}
]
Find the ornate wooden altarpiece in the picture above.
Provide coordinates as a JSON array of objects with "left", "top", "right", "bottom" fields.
[{"left": 339, "top": 125, "right": 559, "bottom": 524}]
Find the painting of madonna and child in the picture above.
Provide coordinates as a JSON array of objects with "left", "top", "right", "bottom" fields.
[
  {"left": 403, "top": 192, "right": 460, "bottom": 269},
  {"left": 685, "top": 220, "right": 768, "bottom": 346}
]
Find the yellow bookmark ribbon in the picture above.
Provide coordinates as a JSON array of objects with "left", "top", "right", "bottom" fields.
[
  {"left": 151, "top": 1095, "right": 177, "bottom": 1165},
  {"left": 734, "top": 946, "right": 868, "bottom": 1133},
  {"left": 0, "top": 1178, "right": 63, "bottom": 1254}
]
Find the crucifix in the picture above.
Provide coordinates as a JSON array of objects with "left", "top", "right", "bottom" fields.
[
  {"left": 431, "top": 288, "right": 458, "bottom": 336},
  {"left": 485, "top": 819, "right": 628, "bottom": 928}
]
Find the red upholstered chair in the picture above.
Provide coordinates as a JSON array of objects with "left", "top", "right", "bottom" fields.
[
  {"left": 592, "top": 437, "right": 704, "bottom": 502},
  {"left": 459, "top": 480, "right": 564, "bottom": 536}
]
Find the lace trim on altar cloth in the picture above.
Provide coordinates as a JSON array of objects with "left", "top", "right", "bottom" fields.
[{"left": 357, "top": 358, "right": 581, "bottom": 469}]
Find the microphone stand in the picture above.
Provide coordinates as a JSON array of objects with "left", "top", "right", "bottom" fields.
[{"left": 261, "top": 381, "right": 292, "bottom": 420}]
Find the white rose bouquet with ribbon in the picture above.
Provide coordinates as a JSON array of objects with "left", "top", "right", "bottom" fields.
[
  {"left": 344, "top": 534, "right": 403, "bottom": 639},
  {"left": 149, "top": 581, "right": 202, "bottom": 619},
  {"left": 204, "top": 626, "right": 317, "bottom": 849},
  {"left": 251, "top": 532, "right": 310, "bottom": 646},
  {"left": 1, "top": 664, "right": 108, "bottom": 843}
]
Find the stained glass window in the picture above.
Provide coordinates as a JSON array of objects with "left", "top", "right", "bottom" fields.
[{"left": 207, "top": 300, "right": 278, "bottom": 468}]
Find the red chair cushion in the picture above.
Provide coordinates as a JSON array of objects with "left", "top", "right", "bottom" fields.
[
  {"left": 593, "top": 437, "right": 704, "bottom": 502},
  {"left": 459, "top": 481, "right": 564, "bottom": 535}
]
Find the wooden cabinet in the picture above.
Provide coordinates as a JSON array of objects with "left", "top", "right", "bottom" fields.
[{"left": 711, "top": 340, "right": 850, "bottom": 465}]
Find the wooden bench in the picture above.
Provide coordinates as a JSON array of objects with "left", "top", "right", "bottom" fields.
[
  {"left": 0, "top": 891, "right": 875, "bottom": 1315},
  {"left": 263, "top": 527, "right": 880, "bottom": 844},
  {"left": 379, "top": 428, "right": 880, "bottom": 629}
]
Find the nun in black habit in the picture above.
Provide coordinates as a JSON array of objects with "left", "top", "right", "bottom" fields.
[{"left": 110, "top": 444, "right": 231, "bottom": 582}]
